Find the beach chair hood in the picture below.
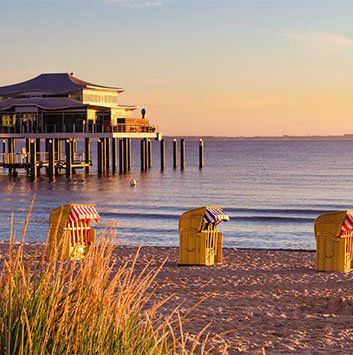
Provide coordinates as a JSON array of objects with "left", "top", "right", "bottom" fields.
[{"left": 314, "top": 210, "right": 353, "bottom": 239}]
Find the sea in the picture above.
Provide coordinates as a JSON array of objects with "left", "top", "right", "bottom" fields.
[{"left": 1, "top": 139, "right": 353, "bottom": 250}]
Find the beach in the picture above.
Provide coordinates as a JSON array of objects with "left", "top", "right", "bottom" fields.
[
  {"left": 12, "top": 244, "right": 353, "bottom": 353},
  {"left": 123, "top": 247, "right": 353, "bottom": 353}
]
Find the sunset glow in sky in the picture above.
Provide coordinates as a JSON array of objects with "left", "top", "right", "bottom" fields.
[{"left": 1, "top": 0, "right": 353, "bottom": 136}]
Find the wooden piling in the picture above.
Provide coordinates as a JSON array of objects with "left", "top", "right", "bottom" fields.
[
  {"left": 7, "top": 138, "right": 13, "bottom": 153},
  {"left": 111, "top": 138, "right": 117, "bottom": 172},
  {"left": 97, "top": 139, "right": 103, "bottom": 175},
  {"left": 57, "top": 139, "right": 63, "bottom": 161},
  {"left": 140, "top": 139, "right": 146, "bottom": 171},
  {"left": 54, "top": 139, "right": 59, "bottom": 161},
  {"left": 7, "top": 139, "right": 14, "bottom": 175},
  {"left": 105, "top": 138, "right": 110, "bottom": 172},
  {"left": 160, "top": 139, "right": 165, "bottom": 171},
  {"left": 85, "top": 138, "right": 90, "bottom": 174},
  {"left": 45, "top": 138, "right": 50, "bottom": 155},
  {"left": 101, "top": 138, "right": 107, "bottom": 174},
  {"left": 144, "top": 138, "right": 148, "bottom": 170},
  {"left": 119, "top": 139, "right": 124, "bottom": 174},
  {"left": 180, "top": 139, "right": 185, "bottom": 170},
  {"left": 73, "top": 139, "right": 77, "bottom": 161},
  {"left": 65, "top": 139, "right": 72, "bottom": 177},
  {"left": 199, "top": 139, "right": 204, "bottom": 168},
  {"left": 2, "top": 140, "right": 5, "bottom": 154},
  {"left": 148, "top": 139, "right": 152, "bottom": 168},
  {"left": 173, "top": 139, "right": 178, "bottom": 169},
  {"left": 25, "top": 139, "right": 31, "bottom": 164},
  {"left": 123, "top": 138, "right": 129, "bottom": 172},
  {"left": 30, "top": 140, "right": 37, "bottom": 178},
  {"left": 128, "top": 138, "right": 132, "bottom": 170},
  {"left": 48, "top": 139, "right": 55, "bottom": 177},
  {"left": 35, "top": 139, "right": 40, "bottom": 155}
]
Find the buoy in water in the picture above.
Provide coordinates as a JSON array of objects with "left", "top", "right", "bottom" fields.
[{"left": 130, "top": 178, "right": 137, "bottom": 187}]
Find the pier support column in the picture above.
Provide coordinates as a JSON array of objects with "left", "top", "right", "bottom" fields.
[
  {"left": 30, "top": 140, "right": 37, "bottom": 178},
  {"left": 35, "top": 139, "right": 41, "bottom": 155},
  {"left": 119, "top": 139, "right": 124, "bottom": 174},
  {"left": 57, "top": 139, "right": 63, "bottom": 161},
  {"left": 25, "top": 139, "right": 31, "bottom": 164},
  {"left": 47, "top": 139, "right": 55, "bottom": 177},
  {"left": 85, "top": 138, "right": 90, "bottom": 174},
  {"left": 35, "top": 138, "right": 40, "bottom": 175},
  {"left": 7, "top": 138, "right": 15, "bottom": 154},
  {"left": 7, "top": 138, "right": 15, "bottom": 175},
  {"left": 144, "top": 138, "right": 148, "bottom": 171},
  {"left": 45, "top": 138, "right": 50, "bottom": 155},
  {"left": 180, "top": 139, "right": 185, "bottom": 170},
  {"left": 129, "top": 138, "right": 132, "bottom": 170},
  {"left": 54, "top": 139, "right": 59, "bottom": 161},
  {"left": 126, "top": 138, "right": 130, "bottom": 171},
  {"left": 105, "top": 138, "right": 110, "bottom": 172},
  {"left": 1, "top": 140, "right": 5, "bottom": 168},
  {"left": 65, "top": 139, "right": 72, "bottom": 177},
  {"left": 199, "top": 139, "right": 204, "bottom": 168},
  {"left": 122, "top": 138, "right": 128, "bottom": 172},
  {"left": 140, "top": 139, "right": 146, "bottom": 172},
  {"left": 125, "top": 138, "right": 131, "bottom": 171},
  {"left": 97, "top": 139, "right": 103, "bottom": 175},
  {"left": 111, "top": 138, "right": 117, "bottom": 172},
  {"left": 160, "top": 139, "right": 165, "bottom": 171},
  {"left": 148, "top": 139, "right": 152, "bottom": 168},
  {"left": 73, "top": 139, "right": 77, "bottom": 162},
  {"left": 173, "top": 139, "right": 178, "bottom": 169},
  {"left": 101, "top": 138, "right": 106, "bottom": 174}
]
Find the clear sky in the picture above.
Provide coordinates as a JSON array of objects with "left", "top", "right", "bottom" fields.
[{"left": 1, "top": 0, "right": 353, "bottom": 136}]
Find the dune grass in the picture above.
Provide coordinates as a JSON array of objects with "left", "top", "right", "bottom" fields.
[{"left": 0, "top": 204, "right": 218, "bottom": 354}]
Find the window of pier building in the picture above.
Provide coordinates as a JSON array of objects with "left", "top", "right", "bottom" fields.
[{"left": 43, "top": 112, "right": 87, "bottom": 133}]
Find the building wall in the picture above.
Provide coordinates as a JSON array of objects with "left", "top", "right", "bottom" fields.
[{"left": 82, "top": 89, "right": 119, "bottom": 108}]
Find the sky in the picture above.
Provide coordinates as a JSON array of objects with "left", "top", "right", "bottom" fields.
[{"left": 1, "top": 0, "right": 353, "bottom": 136}]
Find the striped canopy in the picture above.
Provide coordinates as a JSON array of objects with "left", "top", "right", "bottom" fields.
[
  {"left": 339, "top": 212, "right": 353, "bottom": 236},
  {"left": 203, "top": 207, "right": 230, "bottom": 224},
  {"left": 68, "top": 205, "right": 100, "bottom": 224}
]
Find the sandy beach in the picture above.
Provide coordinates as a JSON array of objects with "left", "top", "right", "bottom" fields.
[
  {"left": 7, "top": 244, "right": 353, "bottom": 353},
  {"left": 112, "top": 247, "right": 353, "bottom": 353}
]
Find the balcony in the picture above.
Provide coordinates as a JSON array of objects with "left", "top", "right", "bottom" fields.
[{"left": 0, "top": 123, "right": 158, "bottom": 135}]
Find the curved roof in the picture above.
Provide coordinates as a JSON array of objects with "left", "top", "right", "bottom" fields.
[
  {"left": 0, "top": 73, "right": 124, "bottom": 96},
  {"left": 0, "top": 98, "right": 87, "bottom": 111}
]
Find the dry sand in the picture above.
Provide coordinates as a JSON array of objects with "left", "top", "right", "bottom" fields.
[
  {"left": 6, "top": 244, "right": 353, "bottom": 353},
  {"left": 112, "top": 247, "right": 353, "bottom": 354}
]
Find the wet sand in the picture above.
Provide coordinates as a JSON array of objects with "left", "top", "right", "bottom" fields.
[
  {"left": 6, "top": 244, "right": 353, "bottom": 353},
  {"left": 113, "top": 247, "right": 353, "bottom": 353}
]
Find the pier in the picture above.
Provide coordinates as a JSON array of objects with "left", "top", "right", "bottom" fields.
[
  {"left": 0, "top": 73, "right": 204, "bottom": 177},
  {"left": 0, "top": 134, "right": 204, "bottom": 177}
]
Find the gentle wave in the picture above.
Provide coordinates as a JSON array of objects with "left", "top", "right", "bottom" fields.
[{"left": 101, "top": 211, "right": 314, "bottom": 223}]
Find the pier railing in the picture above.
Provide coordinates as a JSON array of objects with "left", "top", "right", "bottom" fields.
[
  {"left": 0, "top": 123, "right": 158, "bottom": 135},
  {"left": 0, "top": 152, "right": 87, "bottom": 165},
  {"left": 0, "top": 152, "right": 47, "bottom": 165}
]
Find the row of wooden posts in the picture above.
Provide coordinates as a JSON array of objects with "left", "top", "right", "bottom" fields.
[
  {"left": 98, "top": 138, "right": 204, "bottom": 173},
  {"left": 2, "top": 137, "right": 204, "bottom": 177}
]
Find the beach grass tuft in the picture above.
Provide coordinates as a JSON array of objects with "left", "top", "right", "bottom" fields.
[{"left": 0, "top": 203, "right": 216, "bottom": 354}]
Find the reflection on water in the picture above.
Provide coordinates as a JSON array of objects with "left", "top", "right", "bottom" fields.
[{"left": 1, "top": 139, "right": 353, "bottom": 250}]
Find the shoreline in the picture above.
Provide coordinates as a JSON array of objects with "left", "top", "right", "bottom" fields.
[{"left": 0, "top": 241, "right": 316, "bottom": 253}]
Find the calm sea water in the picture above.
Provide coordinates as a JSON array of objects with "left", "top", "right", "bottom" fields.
[{"left": 1, "top": 139, "right": 353, "bottom": 250}]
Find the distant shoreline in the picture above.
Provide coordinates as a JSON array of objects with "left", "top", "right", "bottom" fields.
[{"left": 164, "top": 135, "right": 353, "bottom": 141}]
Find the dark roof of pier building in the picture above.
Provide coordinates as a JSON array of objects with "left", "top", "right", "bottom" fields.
[
  {"left": 0, "top": 73, "right": 124, "bottom": 96},
  {"left": 0, "top": 98, "right": 87, "bottom": 111}
]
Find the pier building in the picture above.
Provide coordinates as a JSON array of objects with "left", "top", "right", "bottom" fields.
[{"left": 0, "top": 73, "right": 161, "bottom": 176}]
